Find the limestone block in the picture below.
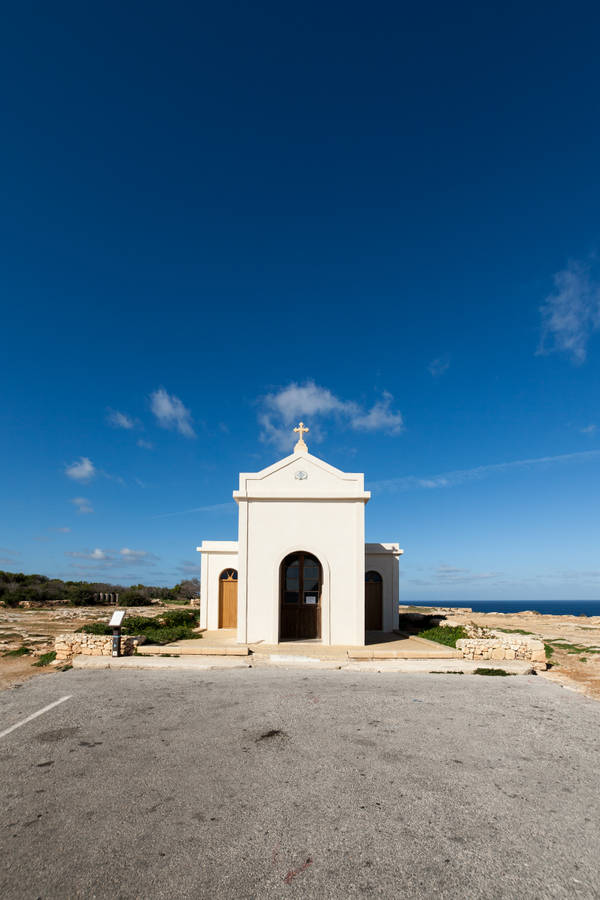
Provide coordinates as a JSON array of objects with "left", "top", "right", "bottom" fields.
[
  {"left": 491, "top": 648, "right": 505, "bottom": 660},
  {"left": 531, "top": 650, "right": 547, "bottom": 662},
  {"left": 504, "top": 649, "right": 516, "bottom": 660}
]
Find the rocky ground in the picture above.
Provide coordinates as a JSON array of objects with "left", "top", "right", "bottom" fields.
[
  {"left": 410, "top": 606, "right": 600, "bottom": 700},
  {"left": 0, "top": 606, "right": 160, "bottom": 690}
]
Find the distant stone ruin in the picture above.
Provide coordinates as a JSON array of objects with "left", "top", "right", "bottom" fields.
[{"left": 93, "top": 592, "right": 119, "bottom": 604}]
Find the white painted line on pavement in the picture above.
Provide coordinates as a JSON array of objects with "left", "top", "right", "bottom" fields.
[{"left": 0, "top": 695, "right": 72, "bottom": 739}]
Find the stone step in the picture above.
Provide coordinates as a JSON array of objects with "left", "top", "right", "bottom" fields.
[
  {"left": 348, "top": 648, "right": 462, "bottom": 660},
  {"left": 136, "top": 644, "right": 249, "bottom": 656}
]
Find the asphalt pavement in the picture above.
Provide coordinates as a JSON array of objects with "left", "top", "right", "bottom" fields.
[{"left": 1, "top": 667, "right": 599, "bottom": 899}]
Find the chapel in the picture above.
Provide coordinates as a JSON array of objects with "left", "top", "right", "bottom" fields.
[{"left": 197, "top": 423, "right": 403, "bottom": 646}]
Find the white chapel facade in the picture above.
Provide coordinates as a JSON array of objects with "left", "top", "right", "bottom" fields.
[{"left": 197, "top": 424, "right": 403, "bottom": 646}]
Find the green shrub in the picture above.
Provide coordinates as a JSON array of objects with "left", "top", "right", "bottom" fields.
[
  {"left": 121, "top": 615, "right": 156, "bottom": 634},
  {"left": 495, "top": 628, "right": 534, "bottom": 635},
  {"left": 544, "top": 643, "right": 555, "bottom": 659},
  {"left": 33, "top": 651, "right": 57, "bottom": 667},
  {"left": 117, "top": 612, "right": 201, "bottom": 645},
  {"left": 65, "top": 609, "right": 203, "bottom": 645},
  {"left": 139, "top": 625, "right": 199, "bottom": 645},
  {"left": 117, "top": 592, "right": 152, "bottom": 607},
  {"left": 3, "top": 646, "right": 31, "bottom": 657},
  {"left": 160, "top": 609, "right": 198, "bottom": 628},
  {"left": 76, "top": 623, "right": 112, "bottom": 635},
  {"left": 417, "top": 624, "right": 468, "bottom": 648}
]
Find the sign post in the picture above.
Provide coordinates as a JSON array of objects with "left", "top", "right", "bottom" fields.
[{"left": 109, "top": 610, "right": 125, "bottom": 657}]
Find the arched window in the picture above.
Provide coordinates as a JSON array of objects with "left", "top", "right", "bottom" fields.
[
  {"left": 365, "top": 570, "right": 382, "bottom": 582},
  {"left": 220, "top": 568, "right": 238, "bottom": 581}
]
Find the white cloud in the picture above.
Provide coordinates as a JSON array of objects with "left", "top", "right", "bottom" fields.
[
  {"left": 428, "top": 356, "right": 450, "bottom": 377},
  {"left": 371, "top": 449, "right": 600, "bottom": 493},
  {"left": 107, "top": 409, "right": 135, "bottom": 429},
  {"left": 65, "top": 457, "right": 96, "bottom": 482},
  {"left": 66, "top": 548, "right": 108, "bottom": 560},
  {"left": 259, "top": 381, "right": 403, "bottom": 450},
  {"left": 71, "top": 497, "right": 94, "bottom": 514},
  {"left": 537, "top": 259, "right": 600, "bottom": 364},
  {"left": 120, "top": 548, "right": 157, "bottom": 560},
  {"left": 150, "top": 388, "right": 195, "bottom": 437},
  {"left": 580, "top": 424, "right": 597, "bottom": 435},
  {"left": 263, "top": 381, "right": 355, "bottom": 422},
  {"left": 351, "top": 391, "right": 403, "bottom": 433},
  {"left": 137, "top": 439, "right": 154, "bottom": 450},
  {"left": 65, "top": 547, "right": 158, "bottom": 569}
]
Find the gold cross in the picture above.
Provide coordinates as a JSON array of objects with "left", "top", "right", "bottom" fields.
[
  {"left": 294, "top": 421, "right": 309, "bottom": 441},
  {"left": 293, "top": 421, "right": 309, "bottom": 452}
]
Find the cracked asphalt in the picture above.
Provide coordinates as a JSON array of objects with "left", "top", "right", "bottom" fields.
[{"left": 1, "top": 667, "right": 599, "bottom": 899}]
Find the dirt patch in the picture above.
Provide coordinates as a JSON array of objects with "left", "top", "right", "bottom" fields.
[
  {"left": 540, "top": 650, "right": 600, "bottom": 700},
  {"left": 0, "top": 655, "right": 56, "bottom": 691}
]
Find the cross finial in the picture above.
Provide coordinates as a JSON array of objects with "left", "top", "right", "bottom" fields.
[{"left": 293, "top": 421, "right": 309, "bottom": 453}]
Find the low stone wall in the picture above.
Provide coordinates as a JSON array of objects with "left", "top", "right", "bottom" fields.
[
  {"left": 456, "top": 633, "right": 546, "bottom": 664},
  {"left": 54, "top": 634, "right": 141, "bottom": 661}
]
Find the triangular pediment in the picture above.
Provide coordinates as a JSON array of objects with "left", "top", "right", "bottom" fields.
[{"left": 233, "top": 451, "right": 370, "bottom": 501}]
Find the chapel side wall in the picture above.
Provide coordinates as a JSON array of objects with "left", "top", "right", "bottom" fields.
[
  {"left": 237, "top": 501, "right": 249, "bottom": 643},
  {"left": 201, "top": 551, "right": 239, "bottom": 632},
  {"left": 244, "top": 499, "right": 366, "bottom": 646},
  {"left": 365, "top": 552, "right": 399, "bottom": 632},
  {"left": 200, "top": 554, "right": 209, "bottom": 630}
]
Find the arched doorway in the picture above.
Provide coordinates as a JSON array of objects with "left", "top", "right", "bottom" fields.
[
  {"left": 365, "top": 570, "right": 383, "bottom": 630},
  {"left": 218, "top": 569, "right": 238, "bottom": 628},
  {"left": 280, "top": 552, "right": 322, "bottom": 641}
]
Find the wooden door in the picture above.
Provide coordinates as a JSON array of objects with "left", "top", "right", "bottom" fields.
[
  {"left": 280, "top": 552, "right": 321, "bottom": 640},
  {"left": 219, "top": 569, "right": 238, "bottom": 628},
  {"left": 365, "top": 571, "right": 383, "bottom": 630}
]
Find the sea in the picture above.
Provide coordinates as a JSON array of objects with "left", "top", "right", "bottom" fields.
[{"left": 405, "top": 600, "right": 600, "bottom": 617}]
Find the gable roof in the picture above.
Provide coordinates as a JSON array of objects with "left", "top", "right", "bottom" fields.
[{"left": 233, "top": 450, "right": 370, "bottom": 502}]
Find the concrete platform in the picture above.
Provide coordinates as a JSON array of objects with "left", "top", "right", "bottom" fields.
[
  {"left": 134, "top": 630, "right": 460, "bottom": 661},
  {"left": 72, "top": 655, "right": 535, "bottom": 674}
]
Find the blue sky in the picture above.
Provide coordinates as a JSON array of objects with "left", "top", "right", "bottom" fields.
[{"left": 1, "top": 1, "right": 599, "bottom": 600}]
